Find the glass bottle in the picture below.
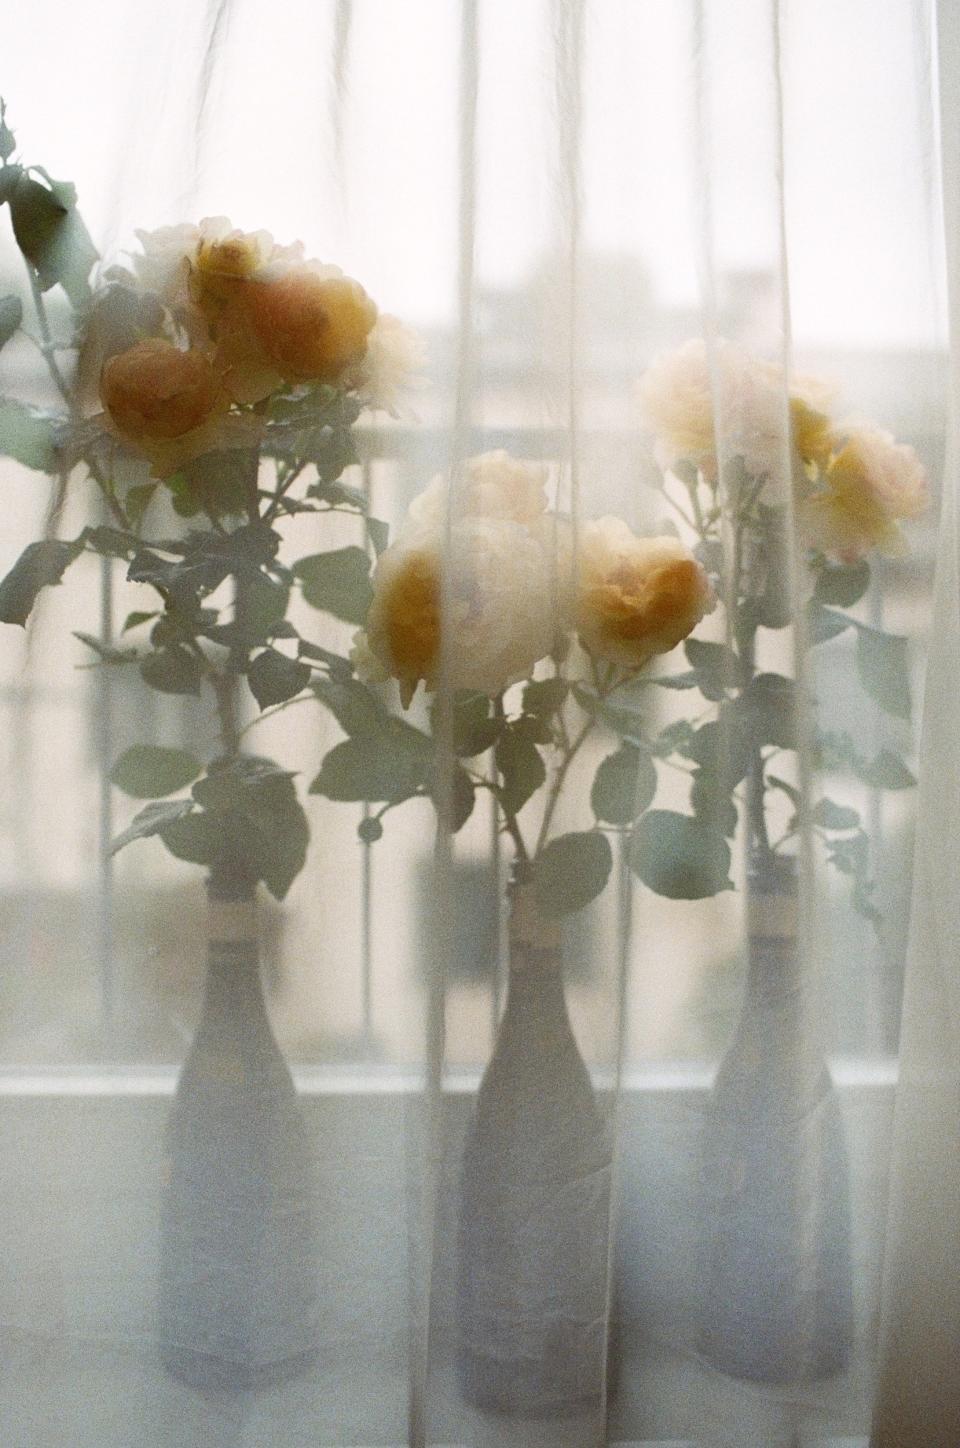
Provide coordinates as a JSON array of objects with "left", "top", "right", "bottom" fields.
[
  {"left": 456, "top": 881, "right": 612, "bottom": 1415},
  {"left": 698, "top": 851, "right": 853, "bottom": 1382},
  {"left": 159, "top": 864, "right": 320, "bottom": 1388}
]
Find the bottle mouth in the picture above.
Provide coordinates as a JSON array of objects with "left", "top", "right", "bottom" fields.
[{"left": 747, "top": 848, "right": 798, "bottom": 897}]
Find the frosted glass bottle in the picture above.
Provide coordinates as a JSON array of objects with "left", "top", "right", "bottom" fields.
[
  {"left": 699, "top": 852, "right": 853, "bottom": 1382},
  {"left": 457, "top": 885, "right": 611, "bottom": 1415},
  {"left": 159, "top": 877, "right": 320, "bottom": 1388}
]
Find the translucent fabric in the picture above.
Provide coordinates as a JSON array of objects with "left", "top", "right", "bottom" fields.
[{"left": 0, "top": 2, "right": 954, "bottom": 1446}]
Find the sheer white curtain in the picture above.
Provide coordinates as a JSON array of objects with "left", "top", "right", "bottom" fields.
[{"left": 0, "top": 2, "right": 954, "bottom": 1446}]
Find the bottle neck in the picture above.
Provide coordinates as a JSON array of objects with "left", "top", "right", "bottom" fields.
[
  {"left": 197, "top": 892, "right": 270, "bottom": 1043},
  {"left": 504, "top": 885, "right": 567, "bottom": 1013},
  {"left": 744, "top": 856, "right": 800, "bottom": 1008}
]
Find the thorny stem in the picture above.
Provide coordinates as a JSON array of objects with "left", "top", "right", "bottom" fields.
[
  {"left": 26, "top": 269, "right": 72, "bottom": 407},
  {"left": 534, "top": 713, "right": 595, "bottom": 858},
  {"left": 26, "top": 267, "right": 132, "bottom": 532}
]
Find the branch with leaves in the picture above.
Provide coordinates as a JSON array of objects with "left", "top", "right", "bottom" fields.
[
  {"left": 311, "top": 452, "right": 716, "bottom": 916},
  {"left": 0, "top": 103, "right": 423, "bottom": 901},
  {"left": 632, "top": 338, "right": 928, "bottom": 919}
]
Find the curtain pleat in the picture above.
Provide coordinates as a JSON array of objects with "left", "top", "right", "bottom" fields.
[{"left": 0, "top": 2, "right": 952, "bottom": 1445}]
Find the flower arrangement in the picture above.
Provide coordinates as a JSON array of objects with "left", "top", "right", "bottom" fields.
[
  {"left": 310, "top": 340, "right": 925, "bottom": 924},
  {"left": 634, "top": 337, "right": 928, "bottom": 914},
  {"left": 313, "top": 448, "right": 715, "bottom": 914},
  {"left": 0, "top": 103, "right": 422, "bottom": 899}
]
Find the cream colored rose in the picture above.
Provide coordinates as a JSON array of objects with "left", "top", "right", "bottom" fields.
[
  {"left": 637, "top": 339, "right": 833, "bottom": 484},
  {"left": 799, "top": 425, "right": 929, "bottom": 562},
  {"left": 131, "top": 217, "right": 288, "bottom": 320},
  {"left": 576, "top": 516, "right": 715, "bottom": 669},
  {"left": 637, "top": 338, "right": 717, "bottom": 476},
  {"left": 363, "top": 518, "right": 556, "bottom": 707},
  {"left": 405, "top": 451, "right": 549, "bottom": 535},
  {"left": 353, "top": 313, "right": 427, "bottom": 415}
]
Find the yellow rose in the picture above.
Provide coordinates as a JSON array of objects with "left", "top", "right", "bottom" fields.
[
  {"left": 363, "top": 519, "right": 557, "bottom": 707},
  {"left": 576, "top": 516, "right": 715, "bottom": 669},
  {"left": 101, "top": 338, "right": 223, "bottom": 441},
  {"left": 244, "top": 268, "right": 378, "bottom": 383},
  {"left": 799, "top": 425, "right": 929, "bottom": 562}
]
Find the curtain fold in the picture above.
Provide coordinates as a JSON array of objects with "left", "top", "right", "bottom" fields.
[{"left": 0, "top": 2, "right": 954, "bottom": 1445}]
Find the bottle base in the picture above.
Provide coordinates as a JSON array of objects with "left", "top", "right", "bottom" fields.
[
  {"left": 699, "top": 1322, "right": 851, "bottom": 1385},
  {"left": 160, "top": 1342, "right": 319, "bottom": 1392},
  {"left": 457, "top": 1349, "right": 601, "bottom": 1418}
]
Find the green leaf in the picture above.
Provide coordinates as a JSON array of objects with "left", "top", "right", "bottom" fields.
[
  {"left": 310, "top": 731, "right": 427, "bottom": 803},
  {"left": 572, "top": 684, "right": 647, "bottom": 746},
  {"left": 121, "top": 610, "right": 158, "bottom": 633},
  {"left": 429, "top": 761, "right": 476, "bottom": 833},
  {"left": 0, "top": 164, "right": 22, "bottom": 206},
  {"left": 811, "top": 797, "right": 860, "bottom": 831},
  {"left": 533, "top": 831, "right": 613, "bottom": 918},
  {"left": 170, "top": 451, "right": 249, "bottom": 521},
  {"left": 157, "top": 811, "right": 224, "bottom": 868},
  {"left": 650, "top": 670, "right": 700, "bottom": 690},
  {"left": 0, "top": 397, "right": 58, "bottom": 471},
  {"left": 629, "top": 810, "right": 733, "bottom": 899},
  {"left": 806, "top": 602, "right": 851, "bottom": 645},
  {"left": 188, "top": 755, "right": 310, "bottom": 899},
  {"left": 110, "top": 745, "right": 203, "bottom": 799},
  {"left": 591, "top": 744, "right": 657, "bottom": 825},
  {"left": 857, "top": 749, "right": 915, "bottom": 790},
  {"left": 140, "top": 647, "right": 203, "bottom": 696},
  {"left": 110, "top": 799, "right": 195, "bottom": 856},
  {"left": 0, "top": 538, "right": 82, "bottom": 625},
  {"left": 736, "top": 672, "right": 800, "bottom": 750},
  {"left": 247, "top": 647, "right": 311, "bottom": 709},
  {"left": 73, "top": 631, "right": 137, "bottom": 665},
  {"left": 294, "top": 546, "right": 372, "bottom": 624},
  {"left": 0, "top": 295, "right": 22, "bottom": 350},
  {"left": 495, "top": 728, "right": 546, "bottom": 815},
  {"left": 684, "top": 716, "right": 753, "bottom": 784},
  {"left": 191, "top": 755, "right": 293, "bottom": 811},
  {"left": 366, "top": 516, "right": 389, "bottom": 556},
  {"left": 684, "top": 638, "right": 747, "bottom": 700},
  {"left": 124, "top": 483, "right": 157, "bottom": 530},
  {"left": 0, "top": 105, "right": 15, "bottom": 163},
  {"left": 855, "top": 625, "right": 911, "bottom": 719},
  {"left": 434, "top": 691, "right": 502, "bottom": 757},
  {"left": 298, "top": 639, "right": 353, "bottom": 678},
  {"left": 689, "top": 766, "right": 739, "bottom": 839},
  {"left": 9, "top": 171, "right": 97, "bottom": 306},
  {"left": 83, "top": 525, "right": 136, "bottom": 559},
  {"left": 651, "top": 718, "right": 696, "bottom": 759},
  {"left": 313, "top": 677, "right": 388, "bottom": 736},
  {"left": 813, "top": 558, "right": 871, "bottom": 607},
  {"left": 522, "top": 677, "right": 568, "bottom": 717}
]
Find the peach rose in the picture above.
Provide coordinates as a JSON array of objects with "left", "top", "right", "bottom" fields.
[
  {"left": 99, "top": 338, "right": 260, "bottom": 477},
  {"left": 244, "top": 267, "right": 378, "bottom": 383},
  {"left": 576, "top": 516, "right": 715, "bottom": 669},
  {"left": 101, "top": 339, "right": 222, "bottom": 441}
]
